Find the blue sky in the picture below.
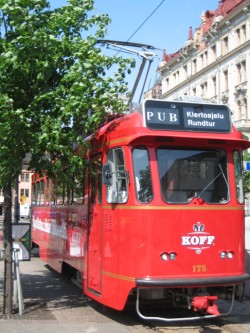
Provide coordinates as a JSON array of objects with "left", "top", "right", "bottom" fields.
[{"left": 50, "top": 0, "right": 219, "bottom": 101}]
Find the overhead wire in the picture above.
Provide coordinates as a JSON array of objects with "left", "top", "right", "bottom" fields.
[
  {"left": 125, "top": 0, "right": 166, "bottom": 102},
  {"left": 101, "top": 1, "right": 166, "bottom": 104},
  {"left": 127, "top": 0, "right": 166, "bottom": 42}
]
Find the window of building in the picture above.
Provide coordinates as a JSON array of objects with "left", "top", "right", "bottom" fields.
[
  {"left": 192, "top": 87, "right": 196, "bottom": 96},
  {"left": 211, "top": 45, "right": 216, "bottom": 62},
  {"left": 222, "top": 36, "right": 228, "bottom": 55},
  {"left": 203, "top": 51, "right": 208, "bottom": 66},
  {"left": 183, "top": 65, "right": 188, "bottom": 80},
  {"left": 192, "top": 58, "right": 197, "bottom": 73},
  {"left": 243, "top": 98, "right": 248, "bottom": 119},
  {"left": 237, "top": 60, "right": 246, "bottom": 84},
  {"left": 236, "top": 100, "right": 242, "bottom": 120},
  {"left": 223, "top": 70, "right": 228, "bottom": 91},
  {"left": 200, "top": 54, "right": 203, "bottom": 69},
  {"left": 21, "top": 173, "right": 29, "bottom": 182},
  {"left": 242, "top": 24, "right": 246, "bottom": 43},
  {"left": 174, "top": 71, "right": 179, "bottom": 85},
  {"left": 235, "top": 28, "right": 241, "bottom": 47},
  {"left": 20, "top": 188, "right": 29, "bottom": 198},
  {"left": 212, "top": 76, "right": 217, "bottom": 97},
  {"left": 199, "top": 51, "right": 208, "bottom": 69},
  {"left": 165, "top": 77, "right": 169, "bottom": 90},
  {"left": 201, "top": 82, "right": 207, "bottom": 99}
]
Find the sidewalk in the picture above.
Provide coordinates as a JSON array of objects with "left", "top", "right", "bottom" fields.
[
  {"left": 0, "top": 220, "right": 250, "bottom": 333},
  {"left": 0, "top": 251, "right": 150, "bottom": 333}
]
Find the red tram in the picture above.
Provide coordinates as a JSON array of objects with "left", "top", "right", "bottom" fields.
[{"left": 31, "top": 98, "right": 250, "bottom": 321}]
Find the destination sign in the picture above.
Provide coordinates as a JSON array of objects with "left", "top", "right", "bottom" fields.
[{"left": 142, "top": 100, "right": 231, "bottom": 133}]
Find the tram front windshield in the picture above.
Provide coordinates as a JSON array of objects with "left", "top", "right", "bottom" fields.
[{"left": 157, "top": 148, "right": 229, "bottom": 204}]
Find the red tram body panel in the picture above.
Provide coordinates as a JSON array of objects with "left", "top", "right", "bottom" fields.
[{"left": 31, "top": 99, "right": 250, "bottom": 321}]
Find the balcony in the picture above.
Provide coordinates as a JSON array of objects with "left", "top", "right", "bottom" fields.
[
  {"left": 234, "top": 119, "right": 250, "bottom": 132},
  {"left": 234, "top": 83, "right": 247, "bottom": 97}
]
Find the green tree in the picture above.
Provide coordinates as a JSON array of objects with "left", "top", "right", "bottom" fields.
[{"left": 0, "top": 0, "right": 135, "bottom": 316}]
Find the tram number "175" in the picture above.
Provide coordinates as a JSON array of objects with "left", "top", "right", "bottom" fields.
[{"left": 193, "top": 264, "right": 207, "bottom": 273}]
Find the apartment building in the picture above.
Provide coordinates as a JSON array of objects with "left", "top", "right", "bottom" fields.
[
  {"left": 153, "top": 0, "right": 250, "bottom": 139},
  {"left": 0, "top": 170, "right": 33, "bottom": 219}
]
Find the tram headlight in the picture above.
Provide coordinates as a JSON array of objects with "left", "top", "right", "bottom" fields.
[
  {"left": 220, "top": 251, "right": 227, "bottom": 259},
  {"left": 227, "top": 251, "right": 234, "bottom": 259},
  {"left": 160, "top": 252, "right": 177, "bottom": 261},
  {"left": 161, "top": 252, "right": 168, "bottom": 261},
  {"left": 169, "top": 252, "right": 177, "bottom": 260},
  {"left": 220, "top": 251, "right": 234, "bottom": 259}
]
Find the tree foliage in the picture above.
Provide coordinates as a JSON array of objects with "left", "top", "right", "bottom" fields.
[
  {"left": 0, "top": 0, "right": 135, "bottom": 183},
  {"left": 0, "top": 0, "right": 135, "bottom": 315}
]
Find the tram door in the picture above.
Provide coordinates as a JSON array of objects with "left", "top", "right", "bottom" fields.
[{"left": 87, "top": 157, "right": 102, "bottom": 294}]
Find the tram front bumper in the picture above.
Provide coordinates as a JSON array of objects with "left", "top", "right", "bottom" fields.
[{"left": 136, "top": 273, "right": 250, "bottom": 288}]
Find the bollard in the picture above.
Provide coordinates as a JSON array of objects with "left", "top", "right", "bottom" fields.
[{"left": 13, "top": 249, "right": 24, "bottom": 315}]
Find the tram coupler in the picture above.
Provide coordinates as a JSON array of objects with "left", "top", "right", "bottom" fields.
[{"left": 191, "top": 296, "right": 220, "bottom": 316}]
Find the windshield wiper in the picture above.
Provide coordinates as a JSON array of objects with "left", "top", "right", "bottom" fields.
[
  {"left": 197, "top": 164, "right": 229, "bottom": 201},
  {"left": 197, "top": 171, "right": 222, "bottom": 199}
]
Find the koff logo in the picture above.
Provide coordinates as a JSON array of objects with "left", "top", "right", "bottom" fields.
[{"left": 181, "top": 222, "right": 215, "bottom": 254}]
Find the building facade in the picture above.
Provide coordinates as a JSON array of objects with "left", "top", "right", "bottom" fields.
[
  {"left": 0, "top": 170, "right": 33, "bottom": 219},
  {"left": 154, "top": 0, "right": 250, "bottom": 139}
]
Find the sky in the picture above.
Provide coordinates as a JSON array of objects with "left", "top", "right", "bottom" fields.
[{"left": 50, "top": 0, "right": 220, "bottom": 102}]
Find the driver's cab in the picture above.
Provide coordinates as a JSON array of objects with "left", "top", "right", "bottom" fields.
[{"left": 102, "top": 147, "right": 128, "bottom": 204}]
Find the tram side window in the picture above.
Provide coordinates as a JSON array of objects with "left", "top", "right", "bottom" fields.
[
  {"left": 55, "top": 174, "right": 84, "bottom": 205},
  {"left": 56, "top": 177, "right": 64, "bottom": 204},
  {"left": 74, "top": 174, "right": 85, "bottom": 204},
  {"left": 39, "top": 180, "right": 45, "bottom": 205},
  {"left": 33, "top": 180, "right": 45, "bottom": 206},
  {"left": 97, "top": 161, "right": 102, "bottom": 204},
  {"left": 233, "top": 151, "right": 244, "bottom": 204},
  {"left": 106, "top": 148, "right": 128, "bottom": 204},
  {"left": 46, "top": 179, "right": 50, "bottom": 204},
  {"left": 133, "top": 147, "right": 153, "bottom": 203},
  {"left": 32, "top": 183, "right": 38, "bottom": 205},
  {"left": 46, "top": 178, "right": 55, "bottom": 205}
]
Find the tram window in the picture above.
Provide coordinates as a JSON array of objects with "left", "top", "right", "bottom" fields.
[
  {"left": 56, "top": 178, "right": 64, "bottom": 204},
  {"left": 97, "top": 162, "right": 102, "bottom": 204},
  {"left": 39, "top": 180, "right": 45, "bottom": 205},
  {"left": 66, "top": 183, "right": 73, "bottom": 204},
  {"left": 133, "top": 147, "right": 153, "bottom": 203},
  {"left": 51, "top": 178, "right": 55, "bottom": 204},
  {"left": 106, "top": 148, "right": 128, "bottom": 204},
  {"left": 157, "top": 148, "right": 229, "bottom": 204},
  {"left": 233, "top": 151, "right": 244, "bottom": 204},
  {"left": 46, "top": 179, "right": 51, "bottom": 205},
  {"left": 90, "top": 169, "right": 97, "bottom": 204},
  {"left": 89, "top": 160, "right": 103, "bottom": 204},
  {"left": 32, "top": 183, "right": 38, "bottom": 205},
  {"left": 74, "top": 176, "right": 85, "bottom": 204}
]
